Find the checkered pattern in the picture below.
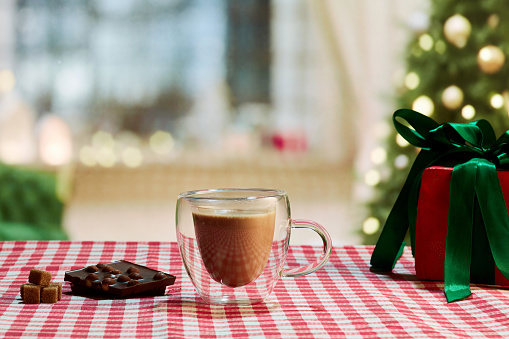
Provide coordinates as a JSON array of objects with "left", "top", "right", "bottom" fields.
[{"left": 1, "top": 242, "right": 509, "bottom": 338}]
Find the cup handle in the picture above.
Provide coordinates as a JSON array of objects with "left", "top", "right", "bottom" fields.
[{"left": 281, "top": 219, "right": 333, "bottom": 277}]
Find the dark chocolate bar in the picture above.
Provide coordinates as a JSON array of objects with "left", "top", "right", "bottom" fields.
[
  {"left": 69, "top": 284, "right": 168, "bottom": 298},
  {"left": 65, "top": 260, "right": 176, "bottom": 298}
]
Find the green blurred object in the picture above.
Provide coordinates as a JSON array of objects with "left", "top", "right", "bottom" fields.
[{"left": 0, "top": 164, "right": 67, "bottom": 241}]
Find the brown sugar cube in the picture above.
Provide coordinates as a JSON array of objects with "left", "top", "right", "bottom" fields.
[
  {"left": 28, "top": 269, "right": 52, "bottom": 286},
  {"left": 22, "top": 284, "right": 42, "bottom": 304},
  {"left": 20, "top": 283, "right": 38, "bottom": 299},
  {"left": 49, "top": 282, "right": 62, "bottom": 301},
  {"left": 41, "top": 286, "right": 59, "bottom": 303}
]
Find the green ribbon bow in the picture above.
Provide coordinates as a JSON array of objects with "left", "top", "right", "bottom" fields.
[{"left": 370, "top": 108, "right": 509, "bottom": 302}]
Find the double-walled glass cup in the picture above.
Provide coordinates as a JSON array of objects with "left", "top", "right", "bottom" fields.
[{"left": 176, "top": 189, "right": 332, "bottom": 305}]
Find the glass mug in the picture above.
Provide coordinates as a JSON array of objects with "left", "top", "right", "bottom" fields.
[{"left": 176, "top": 188, "right": 332, "bottom": 305}]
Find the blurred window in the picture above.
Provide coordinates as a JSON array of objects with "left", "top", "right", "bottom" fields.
[
  {"left": 13, "top": 0, "right": 272, "bottom": 135},
  {"left": 226, "top": 0, "right": 271, "bottom": 107}
]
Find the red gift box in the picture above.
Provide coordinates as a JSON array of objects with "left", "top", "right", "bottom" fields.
[{"left": 415, "top": 166, "right": 509, "bottom": 286}]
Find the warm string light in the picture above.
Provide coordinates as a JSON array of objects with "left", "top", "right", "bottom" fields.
[
  {"left": 461, "top": 105, "right": 476, "bottom": 119},
  {"left": 364, "top": 169, "right": 381, "bottom": 187},
  {"left": 412, "top": 95, "right": 434, "bottom": 116},
  {"left": 419, "top": 34, "right": 434, "bottom": 51},
  {"left": 404, "top": 72, "right": 420, "bottom": 90},
  {"left": 491, "top": 94, "right": 504, "bottom": 109},
  {"left": 121, "top": 147, "right": 143, "bottom": 168},
  {"left": 363, "top": 217, "right": 380, "bottom": 235},
  {"left": 78, "top": 130, "right": 175, "bottom": 167},
  {"left": 366, "top": 147, "right": 410, "bottom": 187},
  {"left": 149, "top": 131, "right": 174, "bottom": 155},
  {"left": 442, "top": 85, "right": 464, "bottom": 110}
]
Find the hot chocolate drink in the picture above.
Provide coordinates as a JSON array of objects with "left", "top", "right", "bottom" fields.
[{"left": 192, "top": 210, "right": 276, "bottom": 287}]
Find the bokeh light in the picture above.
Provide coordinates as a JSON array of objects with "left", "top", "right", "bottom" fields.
[
  {"left": 96, "top": 146, "right": 117, "bottom": 167},
  {"left": 362, "top": 217, "right": 380, "bottom": 235},
  {"left": 419, "top": 34, "right": 434, "bottom": 51},
  {"left": 461, "top": 105, "right": 476, "bottom": 119},
  {"left": 441, "top": 85, "right": 463, "bottom": 110},
  {"left": 149, "top": 131, "right": 174, "bottom": 155},
  {"left": 404, "top": 72, "right": 420, "bottom": 90},
  {"left": 92, "top": 131, "right": 115, "bottom": 149},
  {"left": 79, "top": 145, "right": 97, "bottom": 167},
  {"left": 121, "top": 147, "right": 143, "bottom": 168},
  {"left": 396, "top": 134, "right": 410, "bottom": 147},
  {"left": 364, "top": 169, "right": 381, "bottom": 186},
  {"left": 370, "top": 147, "right": 387, "bottom": 165},
  {"left": 412, "top": 95, "right": 434, "bottom": 116},
  {"left": 394, "top": 154, "right": 409, "bottom": 169},
  {"left": 491, "top": 93, "right": 504, "bottom": 109}
]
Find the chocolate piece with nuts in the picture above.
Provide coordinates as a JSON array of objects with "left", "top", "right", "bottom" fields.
[{"left": 64, "top": 260, "right": 176, "bottom": 298}]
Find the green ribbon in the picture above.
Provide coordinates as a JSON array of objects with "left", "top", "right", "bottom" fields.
[{"left": 370, "top": 109, "right": 509, "bottom": 302}]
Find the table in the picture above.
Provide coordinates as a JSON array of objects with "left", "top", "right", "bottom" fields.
[{"left": 1, "top": 241, "right": 509, "bottom": 338}]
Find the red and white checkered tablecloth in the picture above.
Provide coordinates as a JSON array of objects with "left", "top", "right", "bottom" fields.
[{"left": 1, "top": 242, "right": 509, "bottom": 338}]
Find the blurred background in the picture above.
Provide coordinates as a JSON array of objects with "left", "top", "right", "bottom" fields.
[{"left": 2, "top": 0, "right": 506, "bottom": 246}]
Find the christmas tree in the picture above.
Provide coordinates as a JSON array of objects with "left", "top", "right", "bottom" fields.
[{"left": 363, "top": 0, "right": 509, "bottom": 244}]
